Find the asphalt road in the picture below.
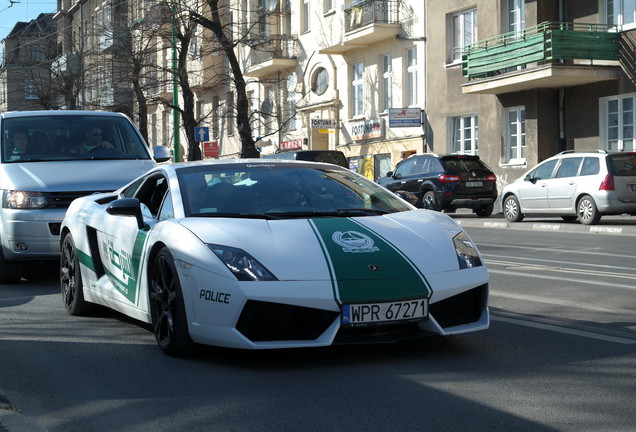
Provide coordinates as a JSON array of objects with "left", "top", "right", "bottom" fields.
[{"left": 1, "top": 215, "right": 635, "bottom": 432}]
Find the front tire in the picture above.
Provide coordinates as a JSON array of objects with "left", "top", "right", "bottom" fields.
[
  {"left": 577, "top": 195, "right": 601, "bottom": 225},
  {"left": 149, "top": 248, "right": 195, "bottom": 357},
  {"left": 60, "top": 233, "right": 92, "bottom": 315},
  {"left": 503, "top": 195, "right": 524, "bottom": 222}
]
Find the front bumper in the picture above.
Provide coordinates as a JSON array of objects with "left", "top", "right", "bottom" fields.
[{"left": 0, "top": 208, "right": 65, "bottom": 261}]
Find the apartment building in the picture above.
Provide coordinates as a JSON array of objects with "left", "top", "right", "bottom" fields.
[
  {"left": 427, "top": 0, "right": 636, "bottom": 186},
  {"left": 44, "top": 0, "right": 635, "bottom": 182},
  {"left": 0, "top": 13, "right": 57, "bottom": 111},
  {"left": 53, "top": 0, "right": 133, "bottom": 114}
]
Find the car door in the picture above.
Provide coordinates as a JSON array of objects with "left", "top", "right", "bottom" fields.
[
  {"left": 516, "top": 159, "right": 558, "bottom": 210},
  {"left": 382, "top": 157, "right": 416, "bottom": 193},
  {"left": 96, "top": 173, "right": 169, "bottom": 307},
  {"left": 548, "top": 156, "right": 583, "bottom": 210}
]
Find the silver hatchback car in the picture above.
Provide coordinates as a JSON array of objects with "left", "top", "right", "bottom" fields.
[
  {"left": 501, "top": 150, "right": 636, "bottom": 225},
  {"left": 0, "top": 110, "right": 170, "bottom": 283}
]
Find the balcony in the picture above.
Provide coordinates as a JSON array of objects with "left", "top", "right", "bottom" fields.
[
  {"left": 99, "top": 30, "right": 131, "bottom": 53},
  {"left": 320, "top": 0, "right": 400, "bottom": 55},
  {"left": 244, "top": 35, "right": 297, "bottom": 78},
  {"left": 461, "top": 22, "right": 621, "bottom": 95}
]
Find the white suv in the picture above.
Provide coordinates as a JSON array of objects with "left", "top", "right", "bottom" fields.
[{"left": 501, "top": 150, "right": 636, "bottom": 225}]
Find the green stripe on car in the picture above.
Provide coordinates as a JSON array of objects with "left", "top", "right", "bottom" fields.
[{"left": 309, "top": 218, "right": 431, "bottom": 305}]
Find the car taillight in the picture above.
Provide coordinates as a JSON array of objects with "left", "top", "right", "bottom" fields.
[
  {"left": 486, "top": 174, "right": 497, "bottom": 182},
  {"left": 599, "top": 174, "right": 615, "bottom": 191},
  {"left": 440, "top": 174, "right": 461, "bottom": 183}
]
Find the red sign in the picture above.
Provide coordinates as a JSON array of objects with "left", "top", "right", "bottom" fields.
[
  {"left": 280, "top": 139, "right": 303, "bottom": 150},
  {"left": 203, "top": 141, "right": 219, "bottom": 158}
]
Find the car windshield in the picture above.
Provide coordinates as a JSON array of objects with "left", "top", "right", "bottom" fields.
[
  {"left": 441, "top": 157, "right": 490, "bottom": 172},
  {"left": 177, "top": 164, "right": 412, "bottom": 218},
  {"left": 1, "top": 115, "right": 151, "bottom": 163}
]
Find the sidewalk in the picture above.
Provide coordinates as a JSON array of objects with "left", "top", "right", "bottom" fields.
[{"left": 450, "top": 209, "right": 636, "bottom": 236}]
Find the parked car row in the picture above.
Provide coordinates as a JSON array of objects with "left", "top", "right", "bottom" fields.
[{"left": 376, "top": 150, "right": 636, "bottom": 226}]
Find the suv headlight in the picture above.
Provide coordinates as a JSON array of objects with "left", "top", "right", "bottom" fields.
[
  {"left": 208, "top": 244, "right": 278, "bottom": 281},
  {"left": 453, "top": 232, "right": 482, "bottom": 269},
  {"left": 3, "top": 191, "right": 48, "bottom": 209}
]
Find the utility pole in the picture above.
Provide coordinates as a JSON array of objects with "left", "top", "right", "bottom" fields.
[{"left": 172, "top": 6, "right": 181, "bottom": 162}]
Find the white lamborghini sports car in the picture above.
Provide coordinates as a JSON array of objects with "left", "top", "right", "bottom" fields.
[{"left": 60, "top": 159, "right": 489, "bottom": 356}]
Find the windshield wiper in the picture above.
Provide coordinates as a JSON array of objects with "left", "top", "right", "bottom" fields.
[
  {"left": 188, "top": 212, "right": 281, "bottom": 220},
  {"left": 262, "top": 208, "right": 391, "bottom": 219}
]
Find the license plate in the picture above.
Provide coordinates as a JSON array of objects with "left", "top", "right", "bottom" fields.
[
  {"left": 341, "top": 299, "right": 428, "bottom": 327},
  {"left": 465, "top": 181, "right": 483, "bottom": 187}
]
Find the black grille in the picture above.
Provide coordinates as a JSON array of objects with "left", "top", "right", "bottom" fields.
[
  {"left": 44, "top": 191, "right": 105, "bottom": 209},
  {"left": 429, "top": 284, "right": 487, "bottom": 329},
  {"left": 333, "top": 321, "right": 429, "bottom": 345},
  {"left": 237, "top": 300, "right": 338, "bottom": 342}
]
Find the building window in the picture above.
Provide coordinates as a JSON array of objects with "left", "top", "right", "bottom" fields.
[
  {"left": 381, "top": 54, "right": 392, "bottom": 112},
  {"left": 451, "top": 8, "right": 478, "bottom": 63},
  {"left": 324, "top": 0, "right": 333, "bottom": 14},
  {"left": 312, "top": 67, "right": 328, "bottom": 96},
  {"left": 601, "top": 93, "right": 635, "bottom": 151},
  {"left": 405, "top": 48, "right": 418, "bottom": 107},
  {"left": 286, "top": 73, "right": 297, "bottom": 130},
  {"left": 226, "top": 91, "right": 235, "bottom": 136},
  {"left": 351, "top": 62, "right": 364, "bottom": 118},
  {"left": 24, "top": 80, "right": 39, "bottom": 100},
  {"left": 302, "top": 0, "right": 310, "bottom": 33},
  {"left": 504, "top": 107, "right": 526, "bottom": 164},
  {"left": 450, "top": 115, "right": 478, "bottom": 155},
  {"left": 607, "top": 0, "right": 636, "bottom": 29},
  {"left": 507, "top": 0, "right": 525, "bottom": 34}
]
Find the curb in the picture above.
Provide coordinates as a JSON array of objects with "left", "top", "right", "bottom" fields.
[{"left": 450, "top": 212, "right": 636, "bottom": 236}]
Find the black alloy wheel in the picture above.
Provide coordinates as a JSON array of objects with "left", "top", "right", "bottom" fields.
[
  {"left": 422, "top": 191, "right": 442, "bottom": 211},
  {"left": 149, "top": 248, "right": 195, "bottom": 356},
  {"left": 60, "top": 233, "right": 92, "bottom": 315}
]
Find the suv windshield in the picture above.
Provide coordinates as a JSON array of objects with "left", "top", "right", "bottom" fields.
[{"left": 1, "top": 115, "right": 151, "bottom": 163}]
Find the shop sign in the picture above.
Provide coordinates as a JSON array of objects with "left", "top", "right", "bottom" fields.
[
  {"left": 311, "top": 119, "right": 337, "bottom": 129},
  {"left": 280, "top": 139, "right": 304, "bottom": 150},
  {"left": 351, "top": 118, "right": 383, "bottom": 141},
  {"left": 388, "top": 108, "right": 422, "bottom": 128}
]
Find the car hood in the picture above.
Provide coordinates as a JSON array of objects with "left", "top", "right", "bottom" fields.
[
  {"left": 179, "top": 210, "right": 464, "bottom": 282},
  {"left": 0, "top": 160, "right": 156, "bottom": 192}
]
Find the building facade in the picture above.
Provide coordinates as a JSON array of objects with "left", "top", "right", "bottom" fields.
[
  {"left": 23, "top": 0, "right": 636, "bottom": 185},
  {"left": 0, "top": 13, "right": 57, "bottom": 112},
  {"left": 427, "top": 0, "right": 636, "bottom": 187}
]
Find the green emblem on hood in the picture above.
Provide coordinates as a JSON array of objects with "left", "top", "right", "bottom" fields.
[{"left": 309, "top": 218, "right": 431, "bottom": 305}]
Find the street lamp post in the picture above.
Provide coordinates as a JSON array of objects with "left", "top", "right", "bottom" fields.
[{"left": 171, "top": 6, "right": 181, "bottom": 162}]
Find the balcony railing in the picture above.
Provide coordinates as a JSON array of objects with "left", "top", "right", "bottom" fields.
[
  {"left": 461, "top": 22, "right": 621, "bottom": 79},
  {"left": 344, "top": 0, "right": 399, "bottom": 33},
  {"left": 247, "top": 34, "right": 297, "bottom": 66}
]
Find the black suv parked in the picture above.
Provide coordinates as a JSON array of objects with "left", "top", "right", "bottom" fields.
[{"left": 378, "top": 154, "right": 498, "bottom": 217}]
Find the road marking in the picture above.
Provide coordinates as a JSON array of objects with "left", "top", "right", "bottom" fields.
[
  {"left": 487, "top": 268, "right": 636, "bottom": 290},
  {"left": 491, "top": 291, "right": 636, "bottom": 315},
  {"left": 485, "top": 259, "right": 636, "bottom": 281},
  {"left": 484, "top": 253, "right": 635, "bottom": 272},
  {"left": 492, "top": 315, "right": 636, "bottom": 345}
]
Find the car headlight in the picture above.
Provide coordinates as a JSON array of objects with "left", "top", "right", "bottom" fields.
[
  {"left": 453, "top": 232, "right": 482, "bottom": 269},
  {"left": 208, "top": 244, "right": 278, "bottom": 281},
  {"left": 3, "top": 190, "right": 48, "bottom": 209}
]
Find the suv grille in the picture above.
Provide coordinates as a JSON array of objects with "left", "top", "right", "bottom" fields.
[{"left": 44, "top": 191, "right": 106, "bottom": 208}]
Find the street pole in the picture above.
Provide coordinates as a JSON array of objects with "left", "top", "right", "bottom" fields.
[{"left": 172, "top": 6, "right": 181, "bottom": 162}]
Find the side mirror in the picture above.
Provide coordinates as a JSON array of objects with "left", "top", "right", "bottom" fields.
[
  {"left": 386, "top": 171, "right": 394, "bottom": 177},
  {"left": 524, "top": 174, "right": 535, "bottom": 183},
  {"left": 394, "top": 190, "right": 418, "bottom": 205},
  {"left": 153, "top": 145, "right": 172, "bottom": 163},
  {"left": 106, "top": 198, "right": 144, "bottom": 229}
]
